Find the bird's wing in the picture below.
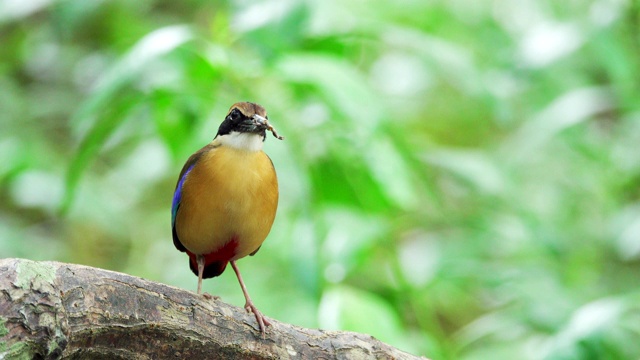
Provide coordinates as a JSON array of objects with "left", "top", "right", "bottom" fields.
[
  {"left": 171, "top": 164, "right": 194, "bottom": 252},
  {"left": 171, "top": 144, "right": 217, "bottom": 252}
]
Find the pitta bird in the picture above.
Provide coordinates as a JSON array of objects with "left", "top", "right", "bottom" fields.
[{"left": 171, "top": 102, "right": 283, "bottom": 333}]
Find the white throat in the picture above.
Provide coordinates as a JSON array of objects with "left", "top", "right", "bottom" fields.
[{"left": 218, "top": 132, "right": 264, "bottom": 152}]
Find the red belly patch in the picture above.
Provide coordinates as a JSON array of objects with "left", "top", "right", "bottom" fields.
[{"left": 187, "top": 236, "right": 239, "bottom": 278}]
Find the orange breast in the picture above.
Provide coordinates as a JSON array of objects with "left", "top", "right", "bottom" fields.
[{"left": 175, "top": 146, "right": 278, "bottom": 260}]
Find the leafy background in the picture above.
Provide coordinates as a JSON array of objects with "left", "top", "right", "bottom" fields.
[{"left": 2, "top": 0, "right": 640, "bottom": 358}]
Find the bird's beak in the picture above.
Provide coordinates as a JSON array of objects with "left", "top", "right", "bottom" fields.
[{"left": 252, "top": 114, "right": 267, "bottom": 126}]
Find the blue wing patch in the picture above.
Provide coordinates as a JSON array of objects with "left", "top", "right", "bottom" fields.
[
  {"left": 172, "top": 164, "right": 195, "bottom": 252},
  {"left": 171, "top": 143, "right": 217, "bottom": 252},
  {"left": 172, "top": 164, "right": 194, "bottom": 225}
]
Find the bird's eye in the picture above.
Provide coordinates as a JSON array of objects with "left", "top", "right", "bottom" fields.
[{"left": 228, "top": 109, "right": 241, "bottom": 122}]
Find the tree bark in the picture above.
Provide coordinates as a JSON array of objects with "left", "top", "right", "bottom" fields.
[{"left": 0, "top": 258, "right": 426, "bottom": 360}]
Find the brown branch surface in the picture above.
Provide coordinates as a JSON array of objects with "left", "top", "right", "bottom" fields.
[{"left": 0, "top": 258, "right": 426, "bottom": 360}]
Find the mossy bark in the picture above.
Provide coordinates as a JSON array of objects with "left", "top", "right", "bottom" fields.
[{"left": 0, "top": 258, "right": 425, "bottom": 360}]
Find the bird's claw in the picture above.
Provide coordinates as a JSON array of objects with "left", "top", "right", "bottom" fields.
[
  {"left": 245, "top": 302, "right": 271, "bottom": 335},
  {"left": 203, "top": 292, "right": 220, "bottom": 300}
]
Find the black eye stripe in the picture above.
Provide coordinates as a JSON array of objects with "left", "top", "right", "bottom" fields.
[{"left": 228, "top": 109, "right": 242, "bottom": 121}]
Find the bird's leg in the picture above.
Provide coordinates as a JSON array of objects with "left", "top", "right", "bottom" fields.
[
  {"left": 196, "top": 254, "right": 205, "bottom": 295},
  {"left": 230, "top": 260, "right": 271, "bottom": 334},
  {"left": 195, "top": 255, "right": 219, "bottom": 300}
]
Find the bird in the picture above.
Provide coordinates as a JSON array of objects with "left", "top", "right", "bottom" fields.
[{"left": 171, "top": 102, "right": 283, "bottom": 334}]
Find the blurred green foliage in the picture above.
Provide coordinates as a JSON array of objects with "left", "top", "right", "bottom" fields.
[{"left": 2, "top": 0, "right": 640, "bottom": 358}]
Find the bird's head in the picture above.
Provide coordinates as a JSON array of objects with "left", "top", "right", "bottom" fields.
[
  {"left": 217, "top": 102, "right": 270, "bottom": 140},
  {"left": 215, "top": 102, "right": 283, "bottom": 151}
]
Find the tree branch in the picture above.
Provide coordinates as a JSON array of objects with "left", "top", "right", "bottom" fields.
[{"left": 0, "top": 258, "right": 426, "bottom": 359}]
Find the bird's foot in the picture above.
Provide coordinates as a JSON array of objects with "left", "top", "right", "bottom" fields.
[
  {"left": 203, "top": 292, "right": 220, "bottom": 300},
  {"left": 244, "top": 301, "right": 271, "bottom": 335}
]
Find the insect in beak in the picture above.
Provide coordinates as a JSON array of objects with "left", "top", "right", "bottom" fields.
[{"left": 253, "top": 114, "right": 284, "bottom": 140}]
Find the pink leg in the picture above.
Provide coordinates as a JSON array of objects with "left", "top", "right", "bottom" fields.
[
  {"left": 230, "top": 260, "right": 271, "bottom": 334},
  {"left": 196, "top": 254, "right": 205, "bottom": 295}
]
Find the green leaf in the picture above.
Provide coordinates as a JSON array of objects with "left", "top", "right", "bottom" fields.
[
  {"left": 61, "top": 94, "right": 142, "bottom": 213},
  {"left": 276, "top": 54, "right": 385, "bottom": 130},
  {"left": 151, "top": 89, "right": 198, "bottom": 159},
  {"left": 309, "top": 156, "right": 392, "bottom": 212},
  {"left": 61, "top": 26, "right": 194, "bottom": 213}
]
